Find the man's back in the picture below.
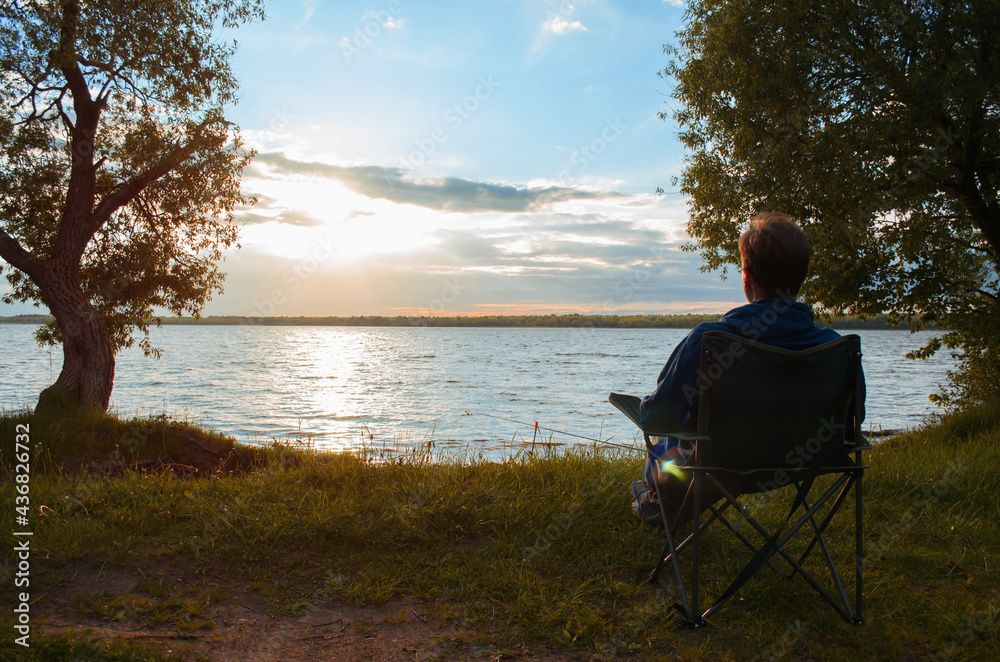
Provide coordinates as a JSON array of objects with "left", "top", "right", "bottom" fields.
[{"left": 639, "top": 299, "right": 843, "bottom": 434}]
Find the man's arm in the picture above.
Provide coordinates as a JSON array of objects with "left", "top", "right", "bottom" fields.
[{"left": 639, "top": 327, "right": 706, "bottom": 434}]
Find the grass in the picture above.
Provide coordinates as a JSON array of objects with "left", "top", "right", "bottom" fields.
[
  {"left": 1, "top": 402, "right": 999, "bottom": 660},
  {"left": 72, "top": 590, "right": 215, "bottom": 632},
  {"left": 0, "top": 405, "right": 272, "bottom": 477},
  {"left": 0, "top": 631, "right": 189, "bottom": 661}
]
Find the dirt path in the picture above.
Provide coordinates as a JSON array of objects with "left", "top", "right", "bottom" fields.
[{"left": 31, "top": 557, "right": 584, "bottom": 661}]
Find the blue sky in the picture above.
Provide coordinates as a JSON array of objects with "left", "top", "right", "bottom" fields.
[{"left": 5, "top": 0, "right": 749, "bottom": 317}]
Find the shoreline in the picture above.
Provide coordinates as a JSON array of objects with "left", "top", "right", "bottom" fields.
[{"left": 0, "top": 312, "right": 926, "bottom": 330}]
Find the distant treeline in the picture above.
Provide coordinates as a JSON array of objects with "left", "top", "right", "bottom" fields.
[
  {"left": 1, "top": 314, "right": 52, "bottom": 324},
  {"left": 0, "top": 312, "right": 920, "bottom": 329}
]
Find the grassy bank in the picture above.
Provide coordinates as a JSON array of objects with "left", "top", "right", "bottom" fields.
[{"left": 1, "top": 403, "right": 999, "bottom": 660}]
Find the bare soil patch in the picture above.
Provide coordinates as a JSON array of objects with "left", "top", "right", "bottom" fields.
[{"left": 31, "top": 556, "right": 588, "bottom": 661}]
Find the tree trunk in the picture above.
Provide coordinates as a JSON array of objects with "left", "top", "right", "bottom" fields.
[{"left": 35, "top": 263, "right": 115, "bottom": 413}]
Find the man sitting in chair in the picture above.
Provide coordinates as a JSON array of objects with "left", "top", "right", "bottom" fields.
[{"left": 630, "top": 211, "right": 864, "bottom": 527}]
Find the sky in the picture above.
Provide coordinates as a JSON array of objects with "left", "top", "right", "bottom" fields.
[{"left": 4, "top": 0, "right": 750, "bottom": 318}]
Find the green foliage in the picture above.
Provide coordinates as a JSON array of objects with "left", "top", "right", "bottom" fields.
[
  {"left": 923, "top": 309, "right": 1000, "bottom": 407},
  {"left": 665, "top": 0, "right": 1000, "bottom": 406},
  {"left": 0, "top": 0, "right": 264, "bottom": 355}
]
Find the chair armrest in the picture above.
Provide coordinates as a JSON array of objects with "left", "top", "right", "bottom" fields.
[
  {"left": 608, "top": 394, "right": 708, "bottom": 451},
  {"left": 641, "top": 431, "right": 712, "bottom": 454},
  {"left": 669, "top": 432, "right": 713, "bottom": 442},
  {"left": 845, "top": 432, "right": 873, "bottom": 452},
  {"left": 608, "top": 392, "right": 642, "bottom": 427}
]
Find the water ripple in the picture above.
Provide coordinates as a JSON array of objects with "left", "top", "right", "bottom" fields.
[{"left": 0, "top": 325, "right": 955, "bottom": 456}]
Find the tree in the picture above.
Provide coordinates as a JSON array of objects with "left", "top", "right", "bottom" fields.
[
  {"left": 0, "top": 0, "right": 263, "bottom": 412},
  {"left": 664, "top": 0, "right": 1000, "bottom": 405}
]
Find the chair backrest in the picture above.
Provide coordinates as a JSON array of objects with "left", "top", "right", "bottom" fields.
[{"left": 695, "top": 331, "right": 862, "bottom": 478}]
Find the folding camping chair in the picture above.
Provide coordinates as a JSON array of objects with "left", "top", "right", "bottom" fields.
[{"left": 610, "top": 330, "right": 868, "bottom": 627}]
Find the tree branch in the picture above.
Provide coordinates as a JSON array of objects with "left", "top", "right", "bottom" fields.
[
  {"left": 0, "top": 229, "right": 39, "bottom": 279},
  {"left": 973, "top": 288, "right": 998, "bottom": 303},
  {"left": 55, "top": 2, "right": 91, "bottom": 111},
  {"left": 84, "top": 116, "right": 227, "bottom": 252},
  {"left": 55, "top": 88, "right": 75, "bottom": 133}
]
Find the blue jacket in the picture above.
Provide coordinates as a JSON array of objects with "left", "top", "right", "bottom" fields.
[{"left": 639, "top": 300, "right": 865, "bottom": 456}]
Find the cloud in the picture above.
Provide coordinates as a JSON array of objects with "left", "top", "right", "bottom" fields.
[
  {"left": 251, "top": 152, "right": 622, "bottom": 213},
  {"left": 232, "top": 192, "right": 328, "bottom": 227},
  {"left": 361, "top": 211, "right": 687, "bottom": 284},
  {"left": 196, "top": 177, "right": 740, "bottom": 317},
  {"left": 212, "top": 230, "right": 739, "bottom": 317},
  {"left": 219, "top": 152, "right": 726, "bottom": 316},
  {"left": 295, "top": 0, "right": 320, "bottom": 30},
  {"left": 345, "top": 210, "right": 375, "bottom": 221},
  {"left": 526, "top": 6, "right": 588, "bottom": 64},
  {"left": 239, "top": 211, "right": 326, "bottom": 227},
  {"left": 542, "top": 16, "right": 587, "bottom": 34},
  {"left": 383, "top": 16, "right": 405, "bottom": 29}
]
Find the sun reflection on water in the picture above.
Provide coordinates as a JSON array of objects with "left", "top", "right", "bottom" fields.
[{"left": 271, "top": 329, "right": 400, "bottom": 440}]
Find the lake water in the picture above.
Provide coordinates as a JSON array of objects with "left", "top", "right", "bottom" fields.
[{"left": 0, "top": 325, "right": 956, "bottom": 456}]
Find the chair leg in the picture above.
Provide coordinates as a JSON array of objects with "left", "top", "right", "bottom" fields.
[
  {"left": 759, "top": 481, "right": 857, "bottom": 623},
  {"left": 707, "top": 501, "right": 759, "bottom": 556},
  {"left": 690, "top": 471, "right": 702, "bottom": 625},
  {"left": 650, "top": 475, "right": 695, "bottom": 582},
  {"left": 855, "top": 453, "right": 864, "bottom": 625},
  {"left": 789, "top": 469, "right": 865, "bottom": 625},
  {"left": 650, "top": 465, "right": 866, "bottom": 627},
  {"left": 799, "top": 494, "right": 854, "bottom": 618},
  {"left": 663, "top": 502, "right": 734, "bottom": 564},
  {"left": 700, "top": 474, "right": 855, "bottom": 623},
  {"left": 647, "top": 453, "right": 692, "bottom": 621},
  {"left": 796, "top": 475, "right": 855, "bottom": 567}
]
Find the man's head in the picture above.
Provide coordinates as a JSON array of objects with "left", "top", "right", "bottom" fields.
[{"left": 739, "top": 212, "right": 810, "bottom": 302}]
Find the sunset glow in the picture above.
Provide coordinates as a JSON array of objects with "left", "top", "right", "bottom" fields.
[{"left": 0, "top": 1, "right": 747, "bottom": 318}]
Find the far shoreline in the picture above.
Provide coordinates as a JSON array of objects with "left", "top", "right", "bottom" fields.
[{"left": 0, "top": 312, "right": 925, "bottom": 330}]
